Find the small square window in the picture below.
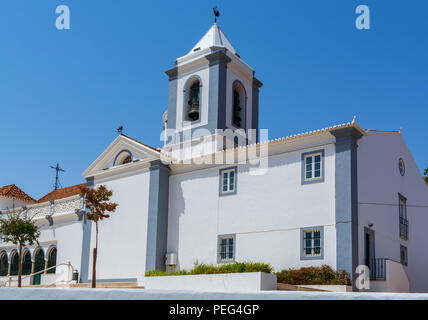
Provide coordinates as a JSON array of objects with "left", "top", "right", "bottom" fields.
[
  {"left": 219, "top": 167, "right": 237, "bottom": 196},
  {"left": 302, "top": 150, "right": 325, "bottom": 185},
  {"left": 218, "top": 234, "right": 235, "bottom": 263},
  {"left": 400, "top": 245, "right": 408, "bottom": 266},
  {"left": 301, "top": 226, "right": 324, "bottom": 260}
]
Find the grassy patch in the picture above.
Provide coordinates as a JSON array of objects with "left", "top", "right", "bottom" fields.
[{"left": 145, "top": 262, "right": 273, "bottom": 277}]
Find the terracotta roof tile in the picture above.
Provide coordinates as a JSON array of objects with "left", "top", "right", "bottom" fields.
[
  {"left": 0, "top": 184, "right": 36, "bottom": 203},
  {"left": 38, "top": 184, "right": 85, "bottom": 203}
]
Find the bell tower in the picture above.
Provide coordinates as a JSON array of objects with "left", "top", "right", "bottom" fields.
[{"left": 163, "top": 22, "right": 262, "bottom": 161}]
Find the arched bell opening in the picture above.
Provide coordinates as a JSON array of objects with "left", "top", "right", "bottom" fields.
[
  {"left": 232, "top": 81, "right": 246, "bottom": 129},
  {"left": 184, "top": 77, "right": 201, "bottom": 122}
]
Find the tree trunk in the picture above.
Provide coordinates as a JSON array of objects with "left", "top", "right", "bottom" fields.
[
  {"left": 91, "top": 247, "right": 97, "bottom": 288},
  {"left": 18, "top": 243, "right": 22, "bottom": 288},
  {"left": 91, "top": 222, "right": 98, "bottom": 288}
]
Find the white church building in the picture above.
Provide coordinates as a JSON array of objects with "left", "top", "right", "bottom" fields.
[{"left": 1, "top": 22, "right": 428, "bottom": 292}]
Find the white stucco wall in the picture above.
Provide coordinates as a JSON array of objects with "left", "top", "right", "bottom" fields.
[
  {"left": 357, "top": 131, "right": 428, "bottom": 292},
  {"left": 88, "top": 168, "right": 151, "bottom": 282},
  {"left": 167, "top": 142, "right": 337, "bottom": 272},
  {"left": 38, "top": 219, "right": 83, "bottom": 270},
  {"left": 0, "top": 197, "right": 33, "bottom": 211},
  {"left": 0, "top": 215, "right": 83, "bottom": 286}
]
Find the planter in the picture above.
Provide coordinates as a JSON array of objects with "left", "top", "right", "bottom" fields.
[{"left": 141, "top": 272, "right": 277, "bottom": 292}]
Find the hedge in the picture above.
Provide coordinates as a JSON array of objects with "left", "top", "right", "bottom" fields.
[
  {"left": 276, "top": 265, "right": 350, "bottom": 285},
  {"left": 145, "top": 262, "right": 273, "bottom": 277}
]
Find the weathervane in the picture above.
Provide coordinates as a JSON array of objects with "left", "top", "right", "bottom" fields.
[
  {"left": 50, "top": 163, "right": 65, "bottom": 190},
  {"left": 213, "top": 6, "right": 220, "bottom": 23}
]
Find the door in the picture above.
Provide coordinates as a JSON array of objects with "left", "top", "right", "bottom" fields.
[
  {"left": 364, "top": 228, "right": 375, "bottom": 275},
  {"left": 32, "top": 250, "right": 45, "bottom": 285},
  {"left": 365, "top": 233, "right": 371, "bottom": 267}
]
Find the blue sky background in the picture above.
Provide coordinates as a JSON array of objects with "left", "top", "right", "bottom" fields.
[{"left": 0, "top": 0, "right": 427, "bottom": 199}]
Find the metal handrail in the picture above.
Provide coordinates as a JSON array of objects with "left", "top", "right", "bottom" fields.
[
  {"left": 369, "top": 258, "right": 386, "bottom": 281},
  {"left": 369, "top": 258, "right": 405, "bottom": 281},
  {"left": 1, "top": 262, "right": 76, "bottom": 287}
]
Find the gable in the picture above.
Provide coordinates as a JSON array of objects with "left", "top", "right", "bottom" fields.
[{"left": 82, "top": 135, "right": 160, "bottom": 178}]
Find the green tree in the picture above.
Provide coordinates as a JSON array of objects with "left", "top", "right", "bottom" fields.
[
  {"left": 80, "top": 185, "right": 118, "bottom": 288},
  {"left": 424, "top": 168, "right": 428, "bottom": 185},
  {"left": 0, "top": 210, "right": 40, "bottom": 287}
]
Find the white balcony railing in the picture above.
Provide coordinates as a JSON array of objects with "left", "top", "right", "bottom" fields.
[{"left": 0, "top": 195, "right": 82, "bottom": 223}]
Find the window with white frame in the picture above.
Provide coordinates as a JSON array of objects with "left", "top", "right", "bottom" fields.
[
  {"left": 218, "top": 235, "right": 235, "bottom": 263},
  {"left": 304, "top": 153, "right": 322, "bottom": 181},
  {"left": 220, "top": 168, "right": 236, "bottom": 195},
  {"left": 303, "top": 229, "right": 322, "bottom": 257}
]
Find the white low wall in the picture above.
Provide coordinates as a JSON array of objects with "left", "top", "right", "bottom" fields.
[
  {"left": 142, "top": 272, "right": 277, "bottom": 292},
  {"left": 368, "top": 260, "right": 410, "bottom": 293},
  {"left": 1, "top": 274, "right": 59, "bottom": 287}
]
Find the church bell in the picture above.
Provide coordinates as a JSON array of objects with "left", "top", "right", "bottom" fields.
[{"left": 188, "top": 102, "right": 200, "bottom": 121}]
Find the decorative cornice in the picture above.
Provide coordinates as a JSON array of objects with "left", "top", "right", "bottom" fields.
[
  {"left": 205, "top": 48, "right": 232, "bottom": 66},
  {"left": 165, "top": 67, "right": 178, "bottom": 80},
  {"left": 253, "top": 77, "right": 263, "bottom": 88}
]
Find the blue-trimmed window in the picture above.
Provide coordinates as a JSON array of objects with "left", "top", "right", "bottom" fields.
[
  {"left": 301, "top": 226, "right": 324, "bottom": 260},
  {"left": 218, "top": 234, "right": 235, "bottom": 263},
  {"left": 400, "top": 245, "right": 408, "bottom": 266},
  {"left": 219, "top": 167, "right": 237, "bottom": 195},
  {"left": 301, "top": 150, "right": 325, "bottom": 184}
]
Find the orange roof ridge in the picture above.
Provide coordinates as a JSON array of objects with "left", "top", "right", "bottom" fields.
[
  {"left": 38, "top": 183, "right": 86, "bottom": 203},
  {"left": 0, "top": 184, "right": 36, "bottom": 203}
]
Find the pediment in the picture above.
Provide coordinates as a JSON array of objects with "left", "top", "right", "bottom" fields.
[{"left": 82, "top": 135, "right": 160, "bottom": 178}]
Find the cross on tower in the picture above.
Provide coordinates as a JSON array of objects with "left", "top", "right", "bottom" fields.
[{"left": 50, "top": 163, "right": 65, "bottom": 190}]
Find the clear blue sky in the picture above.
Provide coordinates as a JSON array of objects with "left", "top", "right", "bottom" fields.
[{"left": 0, "top": 1, "right": 427, "bottom": 199}]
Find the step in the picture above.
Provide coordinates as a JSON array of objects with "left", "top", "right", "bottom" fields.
[
  {"left": 277, "top": 283, "right": 327, "bottom": 292},
  {"left": 6, "top": 282, "right": 144, "bottom": 289},
  {"left": 70, "top": 282, "right": 144, "bottom": 289}
]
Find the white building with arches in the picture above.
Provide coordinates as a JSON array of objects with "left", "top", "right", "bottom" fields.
[{"left": 1, "top": 22, "right": 428, "bottom": 292}]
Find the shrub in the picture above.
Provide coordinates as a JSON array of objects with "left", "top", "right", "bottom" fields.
[
  {"left": 145, "top": 270, "right": 168, "bottom": 277},
  {"left": 276, "top": 265, "right": 351, "bottom": 285},
  {"left": 145, "top": 262, "right": 272, "bottom": 277}
]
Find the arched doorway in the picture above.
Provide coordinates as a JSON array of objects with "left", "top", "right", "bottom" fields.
[
  {"left": 22, "top": 250, "right": 32, "bottom": 276},
  {"left": 0, "top": 253, "right": 8, "bottom": 276},
  {"left": 32, "top": 249, "right": 45, "bottom": 285},
  {"left": 10, "top": 251, "right": 18, "bottom": 276},
  {"left": 47, "top": 247, "right": 57, "bottom": 274}
]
